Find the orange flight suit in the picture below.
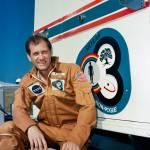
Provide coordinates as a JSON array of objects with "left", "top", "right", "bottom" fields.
[{"left": 0, "top": 56, "right": 96, "bottom": 149}]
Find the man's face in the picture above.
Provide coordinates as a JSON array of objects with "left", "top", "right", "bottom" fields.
[{"left": 27, "top": 40, "right": 51, "bottom": 71}]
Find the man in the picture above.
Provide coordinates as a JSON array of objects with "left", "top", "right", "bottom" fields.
[{"left": 0, "top": 34, "right": 96, "bottom": 150}]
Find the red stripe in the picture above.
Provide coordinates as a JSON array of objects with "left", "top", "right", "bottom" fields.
[
  {"left": 146, "top": 0, "right": 150, "bottom": 6},
  {"left": 34, "top": 0, "right": 103, "bottom": 33},
  {"left": 51, "top": 8, "right": 135, "bottom": 42},
  {"left": 51, "top": 2, "right": 150, "bottom": 43},
  {"left": 93, "top": 87, "right": 101, "bottom": 93}
]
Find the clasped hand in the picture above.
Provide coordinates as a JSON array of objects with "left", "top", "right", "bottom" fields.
[
  {"left": 27, "top": 126, "right": 80, "bottom": 150},
  {"left": 27, "top": 125, "right": 48, "bottom": 150}
]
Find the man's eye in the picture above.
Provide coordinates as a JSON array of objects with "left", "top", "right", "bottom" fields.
[
  {"left": 42, "top": 51, "right": 48, "bottom": 54},
  {"left": 33, "top": 52, "right": 39, "bottom": 56}
]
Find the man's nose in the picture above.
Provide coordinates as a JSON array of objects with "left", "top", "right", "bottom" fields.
[{"left": 38, "top": 53, "right": 44, "bottom": 59}]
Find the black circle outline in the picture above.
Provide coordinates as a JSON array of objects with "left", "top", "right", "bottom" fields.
[{"left": 94, "top": 36, "right": 124, "bottom": 106}]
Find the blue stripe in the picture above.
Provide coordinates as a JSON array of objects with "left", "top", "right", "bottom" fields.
[{"left": 44, "top": 0, "right": 124, "bottom": 38}]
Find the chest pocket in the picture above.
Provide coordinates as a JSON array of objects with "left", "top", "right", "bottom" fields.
[{"left": 50, "top": 90, "right": 65, "bottom": 97}]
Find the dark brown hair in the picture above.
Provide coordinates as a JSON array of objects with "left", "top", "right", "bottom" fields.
[{"left": 25, "top": 33, "right": 52, "bottom": 55}]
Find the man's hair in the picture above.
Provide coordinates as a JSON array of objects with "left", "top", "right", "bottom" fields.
[{"left": 25, "top": 33, "right": 52, "bottom": 55}]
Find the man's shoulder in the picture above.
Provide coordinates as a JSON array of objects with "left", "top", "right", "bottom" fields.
[
  {"left": 20, "top": 71, "right": 33, "bottom": 86},
  {"left": 22, "top": 72, "right": 31, "bottom": 80},
  {"left": 59, "top": 62, "right": 80, "bottom": 69},
  {"left": 58, "top": 63, "right": 81, "bottom": 78}
]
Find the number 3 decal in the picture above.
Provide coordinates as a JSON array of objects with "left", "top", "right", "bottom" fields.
[{"left": 76, "top": 28, "right": 131, "bottom": 114}]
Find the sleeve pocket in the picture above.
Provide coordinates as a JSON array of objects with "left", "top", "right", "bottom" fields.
[{"left": 75, "top": 89, "right": 95, "bottom": 105}]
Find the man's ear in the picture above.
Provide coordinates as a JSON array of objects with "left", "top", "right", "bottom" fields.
[{"left": 27, "top": 54, "right": 32, "bottom": 62}]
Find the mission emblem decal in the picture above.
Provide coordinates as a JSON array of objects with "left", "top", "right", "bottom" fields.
[{"left": 76, "top": 28, "right": 131, "bottom": 114}]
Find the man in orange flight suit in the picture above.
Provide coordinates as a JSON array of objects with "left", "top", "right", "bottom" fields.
[{"left": 0, "top": 34, "right": 96, "bottom": 150}]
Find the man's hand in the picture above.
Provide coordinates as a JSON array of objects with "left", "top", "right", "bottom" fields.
[
  {"left": 27, "top": 125, "right": 48, "bottom": 150},
  {"left": 61, "top": 141, "right": 80, "bottom": 150}
]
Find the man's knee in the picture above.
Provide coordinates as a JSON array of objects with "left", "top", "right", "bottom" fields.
[
  {"left": 0, "top": 133, "right": 19, "bottom": 150},
  {"left": 0, "top": 121, "right": 15, "bottom": 133},
  {"left": 0, "top": 121, "right": 19, "bottom": 150}
]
